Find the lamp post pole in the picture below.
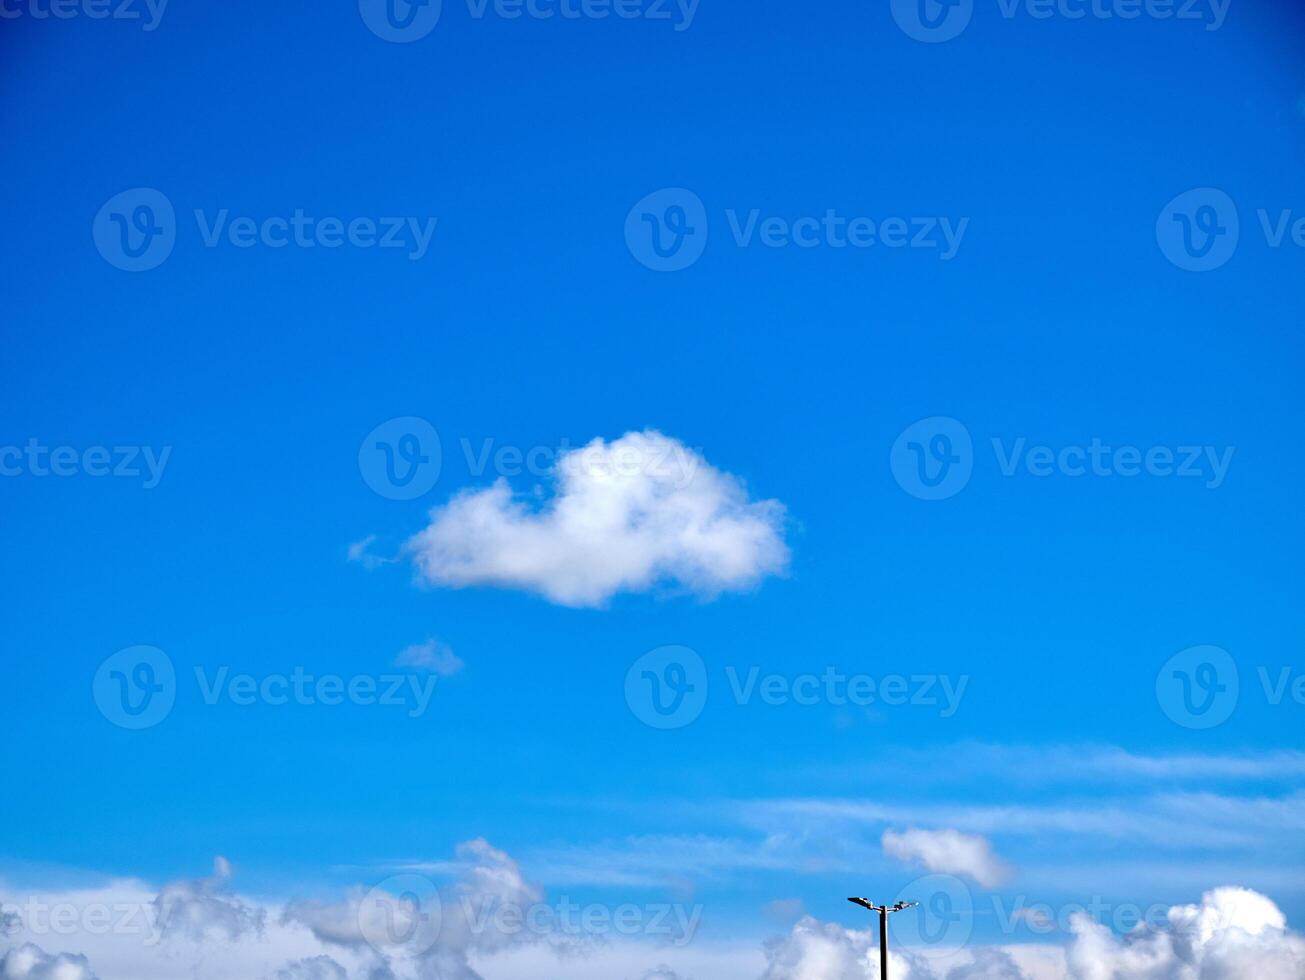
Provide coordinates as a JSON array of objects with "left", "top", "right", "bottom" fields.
[
  {"left": 879, "top": 904, "right": 889, "bottom": 980},
  {"left": 847, "top": 898, "right": 919, "bottom": 980}
]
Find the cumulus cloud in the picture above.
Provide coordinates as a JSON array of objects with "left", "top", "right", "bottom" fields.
[
  {"left": 944, "top": 948, "right": 1027, "bottom": 979},
  {"left": 438, "top": 838, "right": 549, "bottom": 959},
  {"left": 395, "top": 639, "right": 463, "bottom": 677},
  {"left": 755, "top": 887, "right": 1304, "bottom": 980},
  {"left": 154, "top": 856, "right": 266, "bottom": 942},
  {"left": 281, "top": 893, "right": 373, "bottom": 949},
  {"left": 283, "top": 838, "right": 565, "bottom": 980},
  {"left": 1066, "top": 886, "right": 1305, "bottom": 980},
  {"left": 404, "top": 430, "right": 788, "bottom": 607},
  {"left": 0, "top": 943, "right": 98, "bottom": 980},
  {"left": 6, "top": 869, "right": 1305, "bottom": 980},
  {"left": 760, "top": 918, "right": 1058, "bottom": 980},
  {"left": 272, "top": 956, "right": 349, "bottom": 980},
  {"left": 760, "top": 916, "right": 928, "bottom": 980},
  {"left": 882, "top": 829, "right": 1011, "bottom": 888}
]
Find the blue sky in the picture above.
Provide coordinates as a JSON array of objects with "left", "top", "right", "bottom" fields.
[{"left": 3, "top": 1, "right": 1305, "bottom": 978}]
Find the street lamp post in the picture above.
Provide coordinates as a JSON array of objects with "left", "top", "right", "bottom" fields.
[{"left": 847, "top": 898, "right": 919, "bottom": 980}]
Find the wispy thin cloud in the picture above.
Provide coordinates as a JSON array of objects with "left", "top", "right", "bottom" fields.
[{"left": 394, "top": 638, "right": 463, "bottom": 677}]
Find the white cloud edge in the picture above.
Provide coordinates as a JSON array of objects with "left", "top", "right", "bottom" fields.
[{"left": 402, "top": 430, "right": 789, "bottom": 607}]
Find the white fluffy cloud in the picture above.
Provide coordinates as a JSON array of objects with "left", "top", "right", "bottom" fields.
[
  {"left": 153, "top": 856, "right": 265, "bottom": 943},
  {"left": 6, "top": 854, "right": 1303, "bottom": 980},
  {"left": 760, "top": 916, "right": 927, "bottom": 980},
  {"left": 272, "top": 956, "right": 349, "bottom": 980},
  {"left": 1066, "top": 886, "right": 1305, "bottom": 980},
  {"left": 280, "top": 893, "right": 373, "bottom": 949},
  {"left": 404, "top": 431, "right": 788, "bottom": 607},
  {"left": 282, "top": 838, "right": 560, "bottom": 980},
  {"left": 0, "top": 944, "right": 97, "bottom": 980},
  {"left": 944, "top": 949, "right": 1028, "bottom": 979},
  {"left": 760, "top": 889, "right": 1305, "bottom": 980},
  {"left": 882, "top": 829, "right": 1011, "bottom": 888}
]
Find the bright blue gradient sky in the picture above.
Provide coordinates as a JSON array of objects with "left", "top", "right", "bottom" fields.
[{"left": 3, "top": 0, "right": 1305, "bottom": 966}]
